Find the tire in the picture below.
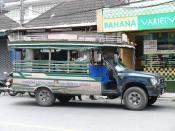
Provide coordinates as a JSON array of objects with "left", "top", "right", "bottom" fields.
[
  {"left": 123, "top": 87, "right": 148, "bottom": 110},
  {"left": 28, "top": 92, "right": 35, "bottom": 98},
  {"left": 9, "top": 91, "right": 18, "bottom": 96},
  {"left": 148, "top": 96, "right": 157, "bottom": 106},
  {"left": 19, "top": 92, "right": 25, "bottom": 95},
  {"left": 35, "top": 88, "right": 55, "bottom": 106},
  {"left": 56, "top": 94, "right": 72, "bottom": 103},
  {"left": 20, "top": 92, "right": 25, "bottom": 94}
]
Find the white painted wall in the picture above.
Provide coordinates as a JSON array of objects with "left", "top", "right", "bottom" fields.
[{"left": 4, "top": 0, "right": 59, "bottom": 23}]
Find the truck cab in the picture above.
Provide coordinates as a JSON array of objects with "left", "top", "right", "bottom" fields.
[{"left": 115, "top": 60, "right": 165, "bottom": 109}]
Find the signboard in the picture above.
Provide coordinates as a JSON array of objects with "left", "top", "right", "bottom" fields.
[
  {"left": 144, "top": 40, "right": 157, "bottom": 54},
  {"left": 103, "top": 16, "right": 138, "bottom": 32},
  {"left": 97, "top": 11, "right": 175, "bottom": 32},
  {"left": 144, "top": 39, "right": 175, "bottom": 54},
  {"left": 138, "top": 12, "right": 175, "bottom": 30}
]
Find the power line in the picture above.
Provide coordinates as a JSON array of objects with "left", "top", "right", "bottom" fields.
[
  {"left": 120, "top": 0, "right": 175, "bottom": 8},
  {"left": 9, "top": 0, "right": 175, "bottom": 24},
  {"left": 24, "top": 0, "right": 129, "bottom": 22},
  {"left": 25, "top": 0, "right": 174, "bottom": 23},
  {"left": 20, "top": 0, "right": 24, "bottom": 26}
]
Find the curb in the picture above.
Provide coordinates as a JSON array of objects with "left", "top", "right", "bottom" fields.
[{"left": 159, "top": 97, "right": 175, "bottom": 102}]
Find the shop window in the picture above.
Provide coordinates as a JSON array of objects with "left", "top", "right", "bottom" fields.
[
  {"left": 144, "top": 32, "right": 175, "bottom": 68},
  {"left": 144, "top": 54, "right": 175, "bottom": 68},
  {"left": 144, "top": 32, "right": 175, "bottom": 51}
]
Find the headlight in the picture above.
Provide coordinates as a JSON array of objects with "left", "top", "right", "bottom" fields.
[{"left": 150, "top": 78, "right": 158, "bottom": 86}]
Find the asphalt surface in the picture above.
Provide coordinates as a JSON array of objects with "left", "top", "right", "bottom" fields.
[{"left": 0, "top": 94, "right": 175, "bottom": 131}]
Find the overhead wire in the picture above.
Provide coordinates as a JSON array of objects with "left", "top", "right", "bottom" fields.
[
  {"left": 8, "top": 0, "right": 131, "bottom": 22},
  {"left": 27, "top": 0, "right": 175, "bottom": 20},
  {"left": 7, "top": 0, "right": 175, "bottom": 23}
]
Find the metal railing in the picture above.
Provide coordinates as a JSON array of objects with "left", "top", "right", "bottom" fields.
[
  {"left": 14, "top": 60, "right": 89, "bottom": 75},
  {"left": 9, "top": 33, "right": 123, "bottom": 44}
]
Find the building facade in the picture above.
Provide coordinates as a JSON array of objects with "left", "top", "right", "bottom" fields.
[
  {"left": 96, "top": 0, "right": 175, "bottom": 92},
  {"left": 8, "top": 0, "right": 130, "bottom": 61}
]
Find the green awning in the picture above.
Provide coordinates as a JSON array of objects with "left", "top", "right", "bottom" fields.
[
  {"left": 9, "top": 41, "right": 134, "bottom": 49},
  {"left": 9, "top": 41, "right": 100, "bottom": 49}
]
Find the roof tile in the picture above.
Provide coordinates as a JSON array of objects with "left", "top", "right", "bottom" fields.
[
  {"left": 25, "top": 0, "right": 127, "bottom": 28},
  {"left": 0, "top": 14, "right": 20, "bottom": 30}
]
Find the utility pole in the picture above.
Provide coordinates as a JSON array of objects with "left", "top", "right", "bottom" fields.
[
  {"left": 20, "top": 0, "right": 24, "bottom": 27},
  {"left": 0, "top": 0, "right": 4, "bottom": 14}
]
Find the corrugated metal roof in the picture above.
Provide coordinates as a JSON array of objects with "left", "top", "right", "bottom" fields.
[
  {"left": 0, "top": 14, "right": 20, "bottom": 30},
  {"left": 9, "top": 40, "right": 134, "bottom": 49},
  {"left": 25, "top": 0, "right": 127, "bottom": 28},
  {"left": 4, "top": 0, "right": 19, "bottom": 3}
]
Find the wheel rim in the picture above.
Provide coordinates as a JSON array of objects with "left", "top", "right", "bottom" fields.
[
  {"left": 38, "top": 90, "right": 51, "bottom": 102},
  {"left": 128, "top": 92, "right": 142, "bottom": 106}
]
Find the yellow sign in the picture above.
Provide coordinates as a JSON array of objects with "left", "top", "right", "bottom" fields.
[
  {"left": 97, "top": 9, "right": 175, "bottom": 32},
  {"left": 103, "top": 17, "right": 138, "bottom": 32}
]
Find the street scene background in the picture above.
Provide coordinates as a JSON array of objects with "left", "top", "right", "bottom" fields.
[{"left": 0, "top": 0, "right": 175, "bottom": 131}]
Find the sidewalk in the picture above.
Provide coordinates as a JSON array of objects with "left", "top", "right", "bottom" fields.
[
  {"left": 79, "top": 94, "right": 175, "bottom": 103},
  {"left": 82, "top": 93, "right": 175, "bottom": 102},
  {"left": 160, "top": 93, "right": 175, "bottom": 101}
]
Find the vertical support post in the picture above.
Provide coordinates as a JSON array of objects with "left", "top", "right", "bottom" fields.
[
  {"left": 14, "top": 49, "right": 16, "bottom": 71},
  {"left": 24, "top": 49, "right": 34, "bottom": 72},
  {"left": 91, "top": 49, "right": 95, "bottom": 65},
  {"left": 67, "top": 50, "right": 70, "bottom": 61},
  {"left": 67, "top": 50, "right": 70, "bottom": 73},
  {"left": 49, "top": 49, "right": 51, "bottom": 72},
  {"left": 20, "top": 0, "right": 24, "bottom": 27}
]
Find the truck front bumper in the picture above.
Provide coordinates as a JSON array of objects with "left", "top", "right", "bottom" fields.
[{"left": 147, "top": 84, "right": 166, "bottom": 97}]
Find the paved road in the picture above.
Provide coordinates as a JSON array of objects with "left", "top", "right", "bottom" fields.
[{"left": 0, "top": 94, "right": 175, "bottom": 131}]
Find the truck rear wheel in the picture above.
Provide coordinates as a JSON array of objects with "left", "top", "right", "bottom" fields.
[
  {"left": 9, "top": 91, "right": 18, "bottom": 96},
  {"left": 56, "top": 94, "right": 72, "bottom": 103},
  {"left": 28, "top": 92, "right": 35, "bottom": 98},
  {"left": 148, "top": 96, "right": 157, "bottom": 106},
  {"left": 35, "top": 88, "right": 55, "bottom": 106},
  {"left": 123, "top": 87, "right": 148, "bottom": 110}
]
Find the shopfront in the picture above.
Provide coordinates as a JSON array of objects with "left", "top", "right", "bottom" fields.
[
  {"left": 96, "top": 1, "right": 175, "bottom": 92},
  {"left": 0, "top": 31, "right": 12, "bottom": 81}
]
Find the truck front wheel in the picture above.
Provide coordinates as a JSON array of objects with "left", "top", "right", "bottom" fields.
[
  {"left": 148, "top": 96, "right": 157, "bottom": 106},
  {"left": 35, "top": 88, "right": 55, "bottom": 106},
  {"left": 123, "top": 87, "right": 148, "bottom": 110}
]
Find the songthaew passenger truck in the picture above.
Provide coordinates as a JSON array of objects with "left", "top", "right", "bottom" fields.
[{"left": 6, "top": 41, "right": 166, "bottom": 110}]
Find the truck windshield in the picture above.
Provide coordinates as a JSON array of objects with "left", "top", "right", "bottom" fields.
[
  {"left": 104, "top": 56, "right": 129, "bottom": 72},
  {"left": 115, "top": 61, "right": 129, "bottom": 72}
]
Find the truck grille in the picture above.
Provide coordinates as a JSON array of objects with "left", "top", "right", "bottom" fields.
[{"left": 159, "top": 78, "right": 165, "bottom": 85}]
